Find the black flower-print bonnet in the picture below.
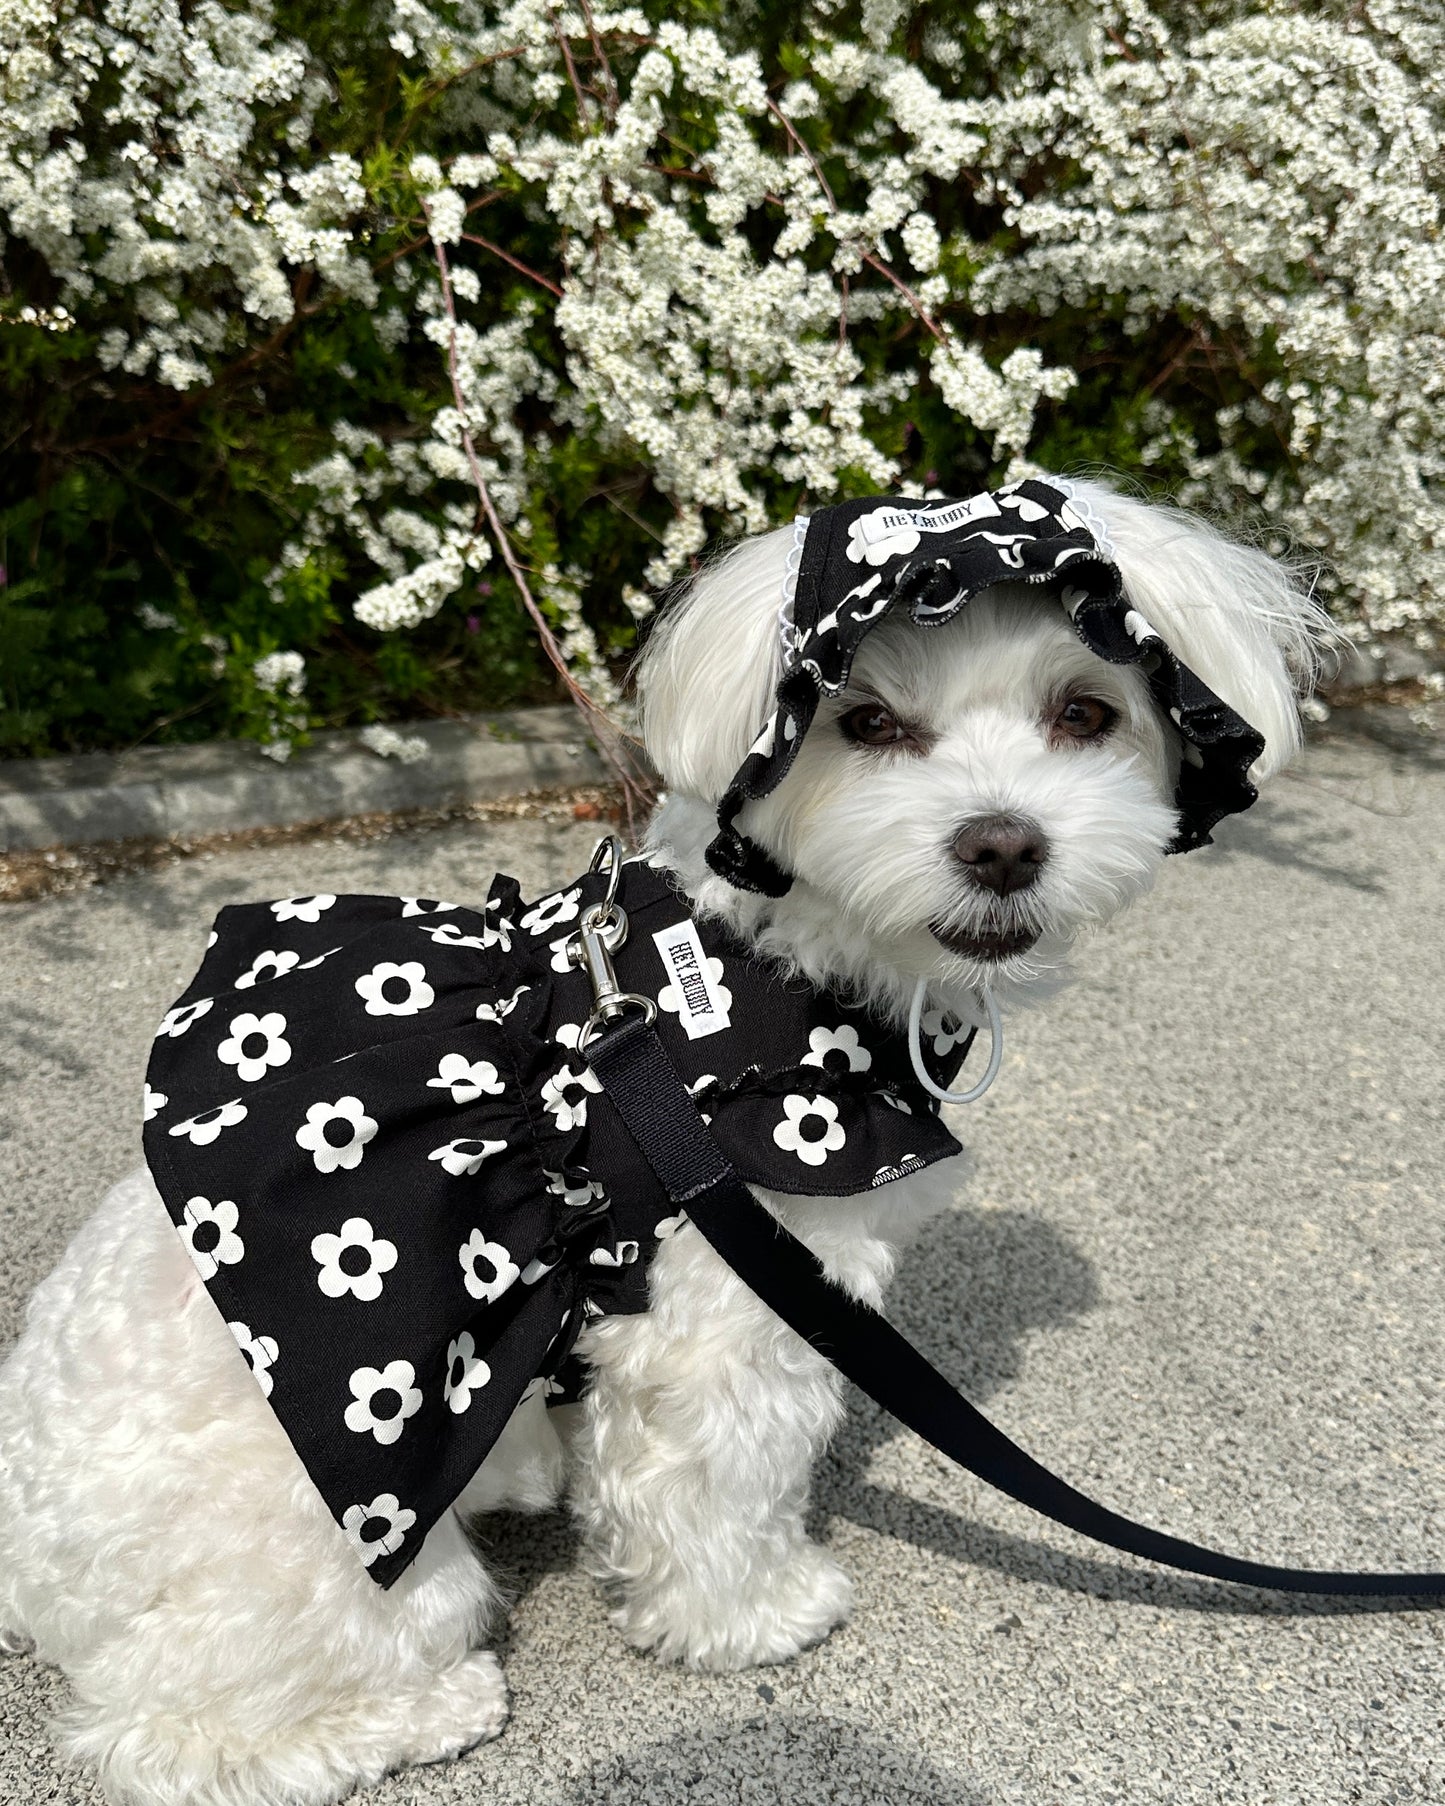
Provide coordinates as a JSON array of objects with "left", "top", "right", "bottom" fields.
[{"left": 705, "top": 477, "right": 1267, "bottom": 897}]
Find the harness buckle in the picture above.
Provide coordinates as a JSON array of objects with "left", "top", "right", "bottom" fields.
[{"left": 570, "top": 837, "right": 657, "bottom": 1048}]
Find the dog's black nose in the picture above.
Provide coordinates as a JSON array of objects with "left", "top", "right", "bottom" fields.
[{"left": 951, "top": 814, "right": 1049, "bottom": 896}]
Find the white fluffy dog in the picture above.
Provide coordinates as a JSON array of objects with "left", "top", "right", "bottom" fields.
[{"left": 0, "top": 478, "right": 1322, "bottom": 1806}]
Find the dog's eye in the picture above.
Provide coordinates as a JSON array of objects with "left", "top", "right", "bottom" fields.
[
  {"left": 1051, "top": 697, "right": 1117, "bottom": 744},
  {"left": 841, "top": 703, "right": 909, "bottom": 748}
]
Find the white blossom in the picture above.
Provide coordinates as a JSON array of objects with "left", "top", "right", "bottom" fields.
[
  {"left": 253, "top": 652, "right": 306, "bottom": 697},
  {"left": 358, "top": 724, "right": 429, "bottom": 763},
  {"left": 3, "top": 0, "right": 1438, "bottom": 707}
]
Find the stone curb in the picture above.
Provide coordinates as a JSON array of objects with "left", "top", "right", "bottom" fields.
[{"left": 0, "top": 708, "right": 611, "bottom": 854}]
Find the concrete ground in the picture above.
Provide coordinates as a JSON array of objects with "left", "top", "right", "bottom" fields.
[{"left": 2, "top": 716, "right": 1443, "bottom": 1806}]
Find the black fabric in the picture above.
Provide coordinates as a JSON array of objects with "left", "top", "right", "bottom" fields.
[
  {"left": 588, "top": 1014, "right": 1445, "bottom": 1600},
  {"left": 142, "top": 860, "right": 976, "bottom": 1587},
  {"left": 707, "top": 478, "right": 1267, "bottom": 896}
]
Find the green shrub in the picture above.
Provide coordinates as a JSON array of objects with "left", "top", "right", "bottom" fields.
[{"left": 3, "top": 0, "right": 1439, "bottom": 758}]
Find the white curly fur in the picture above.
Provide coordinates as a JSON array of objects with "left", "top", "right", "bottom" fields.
[{"left": 0, "top": 477, "right": 1324, "bottom": 1805}]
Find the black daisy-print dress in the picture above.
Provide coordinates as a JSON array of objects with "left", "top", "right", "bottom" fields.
[{"left": 143, "top": 859, "right": 974, "bottom": 1586}]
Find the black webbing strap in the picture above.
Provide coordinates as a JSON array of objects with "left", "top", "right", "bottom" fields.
[{"left": 586, "top": 1011, "right": 1445, "bottom": 1598}]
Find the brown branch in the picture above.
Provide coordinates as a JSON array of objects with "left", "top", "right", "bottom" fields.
[
  {"left": 68, "top": 269, "right": 323, "bottom": 455},
  {"left": 576, "top": 0, "right": 620, "bottom": 121},
  {"left": 594, "top": 485, "right": 667, "bottom": 543},
  {"left": 1154, "top": 68, "right": 1296, "bottom": 464},
  {"left": 426, "top": 205, "right": 654, "bottom": 827},
  {"left": 766, "top": 98, "right": 837, "bottom": 208},
  {"left": 373, "top": 191, "right": 502, "bottom": 275},
  {"left": 860, "top": 251, "right": 946, "bottom": 342},
  {"left": 550, "top": 12, "right": 592, "bottom": 124},
  {"left": 1104, "top": 26, "right": 1140, "bottom": 63},
  {"left": 461, "top": 232, "right": 564, "bottom": 297},
  {"left": 643, "top": 161, "right": 711, "bottom": 183},
  {"left": 1144, "top": 325, "right": 1206, "bottom": 398},
  {"left": 764, "top": 105, "right": 943, "bottom": 345},
  {"left": 425, "top": 44, "right": 529, "bottom": 93}
]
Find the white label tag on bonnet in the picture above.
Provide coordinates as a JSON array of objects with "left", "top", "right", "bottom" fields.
[
  {"left": 853, "top": 492, "right": 1003, "bottom": 545},
  {"left": 652, "top": 920, "right": 732, "bottom": 1041}
]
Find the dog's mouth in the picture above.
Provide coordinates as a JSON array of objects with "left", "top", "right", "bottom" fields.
[{"left": 929, "top": 920, "right": 1041, "bottom": 963}]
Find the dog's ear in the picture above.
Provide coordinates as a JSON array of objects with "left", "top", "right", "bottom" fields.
[
  {"left": 1064, "top": 477, "right": 1333, "bottom": 783},
  {"left": 634, "top": 524, "right": 794, "bottom": 798}
]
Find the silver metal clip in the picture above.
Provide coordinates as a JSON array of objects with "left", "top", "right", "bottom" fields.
[{"left": 570, "top": 837, "right": 658, "bottom": 1048}]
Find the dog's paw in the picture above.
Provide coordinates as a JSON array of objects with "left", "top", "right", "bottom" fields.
[
  {"left": 398, "top": 1650, "right": 511, "bottom": 1767},
  {"left": 612, "top": 1542, "right": 852, "bottom": 1672}
]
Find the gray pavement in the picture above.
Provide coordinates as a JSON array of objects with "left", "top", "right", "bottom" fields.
[{"left": 2, "top": 718, "right": 1444, "bottom": 1806}]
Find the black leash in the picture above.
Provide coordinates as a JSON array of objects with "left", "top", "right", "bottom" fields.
[{"left": 586, "top": 1010, "right": 1445, "bottom": 1599}]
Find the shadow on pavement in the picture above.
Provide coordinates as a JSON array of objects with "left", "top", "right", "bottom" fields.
[
  {"left": 541, "top": 1713, "right": 991, "bottom": 1806},
  {"left": 818, "top": 1203, "right": 1445, "bottom": 1625}
]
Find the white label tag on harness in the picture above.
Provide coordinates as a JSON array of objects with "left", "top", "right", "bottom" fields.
[{"left": 652, "top": 919, "right": 731, "bottom": 1041}]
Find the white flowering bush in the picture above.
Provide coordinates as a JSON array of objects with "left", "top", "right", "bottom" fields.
[{"left": 2, "top": 0, "right": 1439, "bottom": 756}]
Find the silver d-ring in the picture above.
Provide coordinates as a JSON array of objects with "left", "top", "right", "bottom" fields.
[
  {"left": 579, "top": 992, "right": 657, "bottom": 1049},
  {"left": 588, "top": 835, "right": 625, "bottom": 914}
]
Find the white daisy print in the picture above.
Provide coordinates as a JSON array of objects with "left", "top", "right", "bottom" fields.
[
  {"left": 459, "top": 1230, "right": 520, "bottom": 1304},
  {"left": 801, "top": 1023, "right": 873, "bottom": 1074},
  {"left": 342, "top": 1493, "right": 417, "bottom": 1566},
  {"left": 311, "top": 1215, "right": 398, "bottom": 1301},
  {"left": 654, "top": 1211, "right": 689, "bottom": 1239},
  {"left": 680, "top": 1075, "right": 719, "bottom": 1126},
  {"left": 142, "top": 1083, "right": 168, "bottom": 1122},
  {"left": 429, "top": 1137, "right": 508, "bottom": 1177},
  {"left": 295, "top": 1096, "right": 378, "bottom": 1173},
  {"left": 400, "top": 897, "right": 457, "bottom": 917},
  {"left": 544, "top": 1169, "right": 605, "bottom": 1209},
  {"left": 658, "top": 956, "right": 732, "bottom": 1022},
  {"left": 296, "top": 946, "right": 343, "bottom": 971},
  {"left": 552, "top": 1021, "right": 584, "bottom": 1052},
  {"left": 476, "top": 984, "right": 529, "bottom": 1023},
  {"left": 773, "top": 1095, "right": 848, "bottom": 1167},
  {"left": 443, "top": 1331, "right": 491, "bottom": 1414},
  {"left": 169, "top": 1098, "right": 248, "bottom": 1145},
  {"left": 344, "top": 1360, "right": 423, "bottom": 1445},
  {"left": 156, "top": 998, "right": 213, "bottom": 1039},
  {"left": 417, "top": 920, "right": 487, "bottom": 951},
  {"left": 547, "top": 934, "right": 576, "bottom": 975},
  {"left": 541, "top": 1064, "right": 602, "bottom": 1133},
  {"left": 234, "top": 949, "right": 300, "bottom": 990},
  {"left": 178, "top": 1196, "right": 244, "bottom": 1279},
  {"left": 481, "top": 899, "right": 513, "bottom": 951},
  {"left": 427, "top": 1054, "right": 505, "bottom": 1104},
  {"left": 879, "top": 1091, "right": 913, "bottom": 1114},
  {"left": 217, "top": 1011, "right": 291, "bottom": 1083},
  {"left": 227, "top": 1321, "right": 279, "bottom": 1398},
  {"left": 920, "top": 1008, "right": 970, "bottom": 1058},
  {"left": 521, "top": 887, "right": 582, "bottom": 937},
  {"left": 270, "top": 895, "right": 336, "bottom": 924},
  {"left": 588, "top": 1241, "right": 640, "bottom": 1268},
  {"left": 355, "top": 961, "right": 434, "bottom": 1017}
]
